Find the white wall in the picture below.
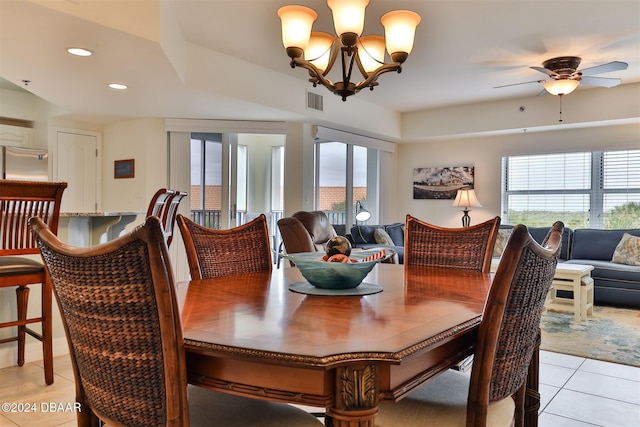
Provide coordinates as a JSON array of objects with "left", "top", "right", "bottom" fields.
[
  {"left": 394, "top": 123, "right": 640, "bottom": 228},
  {"left": 102, "top": 118, "right": 168, "bottom": 214}
]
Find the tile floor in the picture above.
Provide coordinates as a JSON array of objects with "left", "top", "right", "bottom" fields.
[{"left": 0, "top": 351, "right": 638, "bottom": 426}]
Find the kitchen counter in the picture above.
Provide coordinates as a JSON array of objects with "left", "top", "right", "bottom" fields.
[{"left": 59, "top": 211, "right": 145, "bottom": 246}]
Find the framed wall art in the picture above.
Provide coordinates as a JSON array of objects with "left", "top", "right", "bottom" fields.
[
  {"left": 114, "top": 159, "right": 135, "bottom": 179},
  {"left": 413, "top": 166, "right": 474, "bottom": 199}
]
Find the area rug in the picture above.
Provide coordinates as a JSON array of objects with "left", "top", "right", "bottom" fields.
[{"left": 540, "top": 306, "right": 640, "bottom": 367}]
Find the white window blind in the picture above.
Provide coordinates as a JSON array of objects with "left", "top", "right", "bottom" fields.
[
  {"left": 601, "top": 150, "right": 640, "bottom": 228},
  {"left": 502, "top": 149, "right": 640, "bottom": 229}
]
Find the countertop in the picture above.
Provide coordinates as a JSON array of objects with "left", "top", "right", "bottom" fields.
[{"left": 60, "top": 211, "right": 144, "bottom": 217}]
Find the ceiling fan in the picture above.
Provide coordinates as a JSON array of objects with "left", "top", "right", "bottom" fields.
[{"left": 495, "top": 56, "right": 629, "bottom": 96}]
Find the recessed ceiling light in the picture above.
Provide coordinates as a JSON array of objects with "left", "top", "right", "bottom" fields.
[
  {"left": 108, "top": 83, "right": 128, "bottom": 90},
  {"left": 67, "top": 47, "right": 93, "bottom": 57}
]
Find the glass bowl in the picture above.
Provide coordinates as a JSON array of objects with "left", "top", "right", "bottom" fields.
[{"left": 282, "top": 249, "right": 395, "bottom": 289}]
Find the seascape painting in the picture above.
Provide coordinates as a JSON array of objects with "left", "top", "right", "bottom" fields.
[{"left": 413, "top": 166, "right": 475, "bottom": 199}]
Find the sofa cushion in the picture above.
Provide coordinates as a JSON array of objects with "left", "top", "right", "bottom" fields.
[
  {"left": 571, "top": 229, "right": 640, "bottom": 261},
  {"left": 351, "top": 223, "right": 404, "bottom": 245},
  {"left": 374, "top": 228, "right": 394, "bottom": 246},
  {"left": 565, "top": 259, "right": 640, "bottom": 284},
  {"left": 351, "top": 225, "right": 378, "bottom": 244},
  {"left": 611, "top": 233, "right": 640, "bottom": 266},
  {"left": 385, "top": 223, "right": 405, "bottom": 246}
]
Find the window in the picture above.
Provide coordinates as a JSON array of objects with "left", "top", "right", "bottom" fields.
[
  {"left": 315, "top": 141, "right": 377, "bottom": 227},
  {"left": 502, "top": 149, "right": 640, "bottom": 229},
  {"left": 190, "top": 133, "right": 250, "bottom": 228},
  {"left": 191, "top": 134, "right": 223, "bottom": 228}
]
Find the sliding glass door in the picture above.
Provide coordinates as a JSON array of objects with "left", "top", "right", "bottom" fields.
[{"left": 315, "top": 141, "right": 378, "bottom": 228}]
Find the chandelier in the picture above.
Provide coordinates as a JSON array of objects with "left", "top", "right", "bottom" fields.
[{"left": 277, "top": 0, "right": 421, "bottom": 101}]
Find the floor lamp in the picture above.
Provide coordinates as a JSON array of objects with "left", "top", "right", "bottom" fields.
[
  {"left": 452, "top": 189, "right": 482, "bottom": 227},
  {"left": 355, "top": 201, "right": 371, "bottom": 225}
]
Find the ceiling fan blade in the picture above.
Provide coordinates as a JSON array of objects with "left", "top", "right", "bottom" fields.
[
  {"left": 580, "top": 61, "right": 628, "bottom": 76},
  {"left": 579, "top": 76, "right": 622, "bottom": 88},
  {"left": 494, "top": 80, "right": 544, "bottom": 89},
  {"left": 530, "top": 66, "right": 557, "bottom": 77}
]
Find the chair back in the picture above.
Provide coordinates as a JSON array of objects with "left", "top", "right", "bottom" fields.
[
  {"left": 146, "top": 188, "right": 187, "bottom": 246},
  {"left": 177, "top": 214, "right": 272, "bottom": 280},
  {"left": 0, "top": 180, "right": 67, "bottom": 256},
  {"left": 30, "top": 216, "right": 189, "bottom": 427},
  {"left": 404, "top": 215, "right": 501, "bottom": 272},
  {"left": 146, "top": 188, "right": 174, "bottom": 217},
  {"left": 292, "top": 211, "right": 337, "bottom": 248},
  {"left": 163, "top": 191, "right": 187, "bottom": 246},
  {"left": 467, "top": 221, "right": 563, "bottom": 426},
  {"left": 277, "top": 216, "right": 316, "bottom": 255},
  {"left": 278, "top": 210, "right": 338, "bottom": 255}
]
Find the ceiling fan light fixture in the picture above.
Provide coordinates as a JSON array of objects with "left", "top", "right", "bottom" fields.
[{"left": 543, "top": 79, "right": 580, "bottom": 96}]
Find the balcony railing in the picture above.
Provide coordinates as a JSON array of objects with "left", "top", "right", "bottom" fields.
[{"left": 191, "top": 210, "right": 222, "bottom": 229}]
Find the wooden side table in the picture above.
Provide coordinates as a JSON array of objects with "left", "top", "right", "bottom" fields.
[
  {"left": 491, "top": 259, "right": 594, "bottom": 322},
  {"left": 546, "top": 263, "right": 594, "bottom": 322}
]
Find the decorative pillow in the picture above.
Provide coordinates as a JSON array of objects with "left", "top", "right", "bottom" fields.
[
  {"left": 385, "top": 223, "right": 405, "bottom": 246},
  {"left": 611, "top": 233, "right": 640, "bottom": 266},
  {"left": 374, "top": 228, "right": 394, "bottom": 246},
  {"left": 493, "top": 229, "right": 513, "bottom": 258}
]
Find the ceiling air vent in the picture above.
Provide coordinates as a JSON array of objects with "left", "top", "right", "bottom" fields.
[{"left": 306, "top": 91, "right": 323, "bottom": 112}]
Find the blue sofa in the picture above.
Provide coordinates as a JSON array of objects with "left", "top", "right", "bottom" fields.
[
  {"left": 565, "top": 228, "right": 640, "bottom": 308},
  {"left": 497, "top": 225, "right": 640, "bottom": 308},
  {"left": 345, "top": 223, "right": 405, "bottom": 264}
]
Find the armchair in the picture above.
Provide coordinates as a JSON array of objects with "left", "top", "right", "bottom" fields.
[{"left": 278, "top": 211, "right": 338, "bottom": 266}]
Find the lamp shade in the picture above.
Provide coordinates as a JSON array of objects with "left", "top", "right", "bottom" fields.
[
  {"left": 380, "top": 10, "right": 421, "bottom": 60},
  {"left": 327, "top": 0, "right": 369, "bottom": 38},
  {"left": 355, "top": 200, "right": 371, "bottom": 222},
  {"left": 544, "top": 79, "right": 579, "bottom": 96},
  {"left": 358, "top": 35, "right": 386, "bottom": 73},
  {"left": 307, "top": 32, "right": 335, "bottom": 71},
  {"left": 452, "top": 189, "right": 482, "bottom": 208},
  {"left": 278, "top": 5, "right": 317, "bottom": 50}
]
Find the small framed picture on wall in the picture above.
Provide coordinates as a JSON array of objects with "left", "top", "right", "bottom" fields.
[{"left": 114, "top": 159, "right": 135, "bottom": 179}]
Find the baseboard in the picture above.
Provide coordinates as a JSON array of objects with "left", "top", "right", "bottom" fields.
[{"left": 0, "top": 337, "right": 69, "bottom": 369}]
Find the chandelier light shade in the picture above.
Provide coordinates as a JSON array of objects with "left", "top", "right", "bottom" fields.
[
  {"left": 452, "top": 189, "right": 482, "bottom": 227},
  {"left": 277, "top": 1, "right": 421, "bottom": 101},
  {"left": 543, "top": 79, "right": 580, "bottom": 96},
  {"left": 278, "top": 6, "right": 318, "bottom": 53},
  {"left": 327, "top": 0, "right": 368, "bottom": 39}
]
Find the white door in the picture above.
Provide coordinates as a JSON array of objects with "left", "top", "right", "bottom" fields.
[{"left": 55, "top": 130, "right": 99, "bottom": 212}]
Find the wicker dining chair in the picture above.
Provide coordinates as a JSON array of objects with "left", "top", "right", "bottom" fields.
[
  {"left": 404, "top": 215, "right": 501, "bottom": 272},
  {"left": 146, "top": 188, "right": 175, "bottom": 218},
  {"left": 29, "top": 216, "right": 322, "bottom": 427},
  {"left": 176, "top": 213, "right": 272, "bottom": 280},
  {"left": 375, "top": 221, "right": 564, "bottom": 427},
  {"left": 0, "top": 180, "right": 66, "bottom": 385},
  {"left": 146, "top": 188, "right": 188, "bottom": 247}
]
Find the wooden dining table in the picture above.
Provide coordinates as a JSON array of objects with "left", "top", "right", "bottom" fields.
[{"left": 177, "top": 263, "right": 541, "bottom": 427}]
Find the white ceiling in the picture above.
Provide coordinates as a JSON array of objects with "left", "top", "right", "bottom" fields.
[{"left": 1, "top": 0, "right": 639, "bottom": 130}]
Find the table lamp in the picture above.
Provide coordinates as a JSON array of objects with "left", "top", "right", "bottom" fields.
[{"left": 452, "top": 189, "right": 481, "bottom": 227}]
